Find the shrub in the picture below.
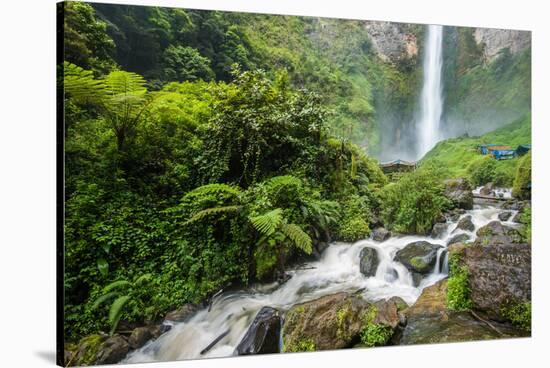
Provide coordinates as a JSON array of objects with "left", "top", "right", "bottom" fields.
[
  {"left": 379, "top": 166, "right": 450, "bottom": 235},
  {"left": 501, "top": 302, "right": 531, "bottom": 331},
  {"left": 513, "top": 152, "right": 531, "bottom": 199}
]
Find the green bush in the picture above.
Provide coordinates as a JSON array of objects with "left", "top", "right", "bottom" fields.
[
  {"left": 513, "top": 152, "right": 531, "bottom": 199},
  {"left": 379, "top": 166, "right": 450, "bottom": 235}
]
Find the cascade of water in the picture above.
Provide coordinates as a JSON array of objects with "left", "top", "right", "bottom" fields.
[
  {"left": 124, "top": 203, "right": 508, "bottom": 364},
  {"left": 417, "top": 24, "right": 444, "bottom": 158}
]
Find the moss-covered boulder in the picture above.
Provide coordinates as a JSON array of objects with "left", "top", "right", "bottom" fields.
[
  {"left": 394, "top": 241, "right": 442, "bottom": 274},
  {"left": 446, "top": 233, "right": 470, "bottom": 246},
  {"left": 282, "top": 293, "right": 399, "bottom": 352},
  {"left": 65, "top": 334, "right": 129, "bottom": 366}
]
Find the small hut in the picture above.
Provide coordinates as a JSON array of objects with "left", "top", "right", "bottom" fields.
[
  {"left": 487, "top": 145, "right": 515, "bottom": 160},
  {"left": 379, "top": 159, "right": 416, "bottom": 180},
  {"left": 478, "top": 144, "right": 498, "bottom": 155},
  {"left": 516, "top": 144, "right": 531, "bottom": 156}
]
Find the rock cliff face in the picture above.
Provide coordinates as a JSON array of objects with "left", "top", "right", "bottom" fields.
[
  {"left": 364, "top": 21, "right": 419, "bottom": 63},
  {"left": 473, "top": 28, "right": 531, "bottom": 61}
]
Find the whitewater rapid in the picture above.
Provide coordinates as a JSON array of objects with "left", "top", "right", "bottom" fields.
[{"left": 123, "top": 203, "right": 515, "bottom": 363}]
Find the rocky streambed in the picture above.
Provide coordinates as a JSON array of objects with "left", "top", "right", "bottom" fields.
[{"left": 66, "top": 188, "right": 531, "bottom": 365}]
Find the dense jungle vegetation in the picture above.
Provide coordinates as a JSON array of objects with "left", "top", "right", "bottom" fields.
[{"left": 61, "top": 2, "right": 531, "bottom": 344}]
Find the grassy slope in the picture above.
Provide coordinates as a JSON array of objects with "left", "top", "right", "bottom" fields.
[{"left": 420, "top": 114, "right": 531, "bottom": 184}]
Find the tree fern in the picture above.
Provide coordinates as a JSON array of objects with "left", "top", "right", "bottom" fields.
[
  {"left": 108, "top": 295, "right": 131, "bottom": 335},
  {"left": 250, "top": 208, "right": 283, "bottom": 236},
  {"left": 280, "top": 223, "right": 312, "bottom": 254}
]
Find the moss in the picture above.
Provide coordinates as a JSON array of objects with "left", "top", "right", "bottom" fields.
[
  {"left": 336, "top": 304, "right": 352, "bottom": 339},
  {"left": 283, "top": 337, "right": 316, "bottom": 353},
  {"left": 359, "top": 323, "right": 393, "bottom": 347},
  {"left": 501, "top": 302, "right": 531, "bottom": 331},
  {"left": 410, "top": 257, "right": 428, "bottom": 270},
  {"left": 75, "top": 334, "right": 105, "bottom": 366},
  {"left": 446, "top": 254, "right": 473, "bottom": 311}
]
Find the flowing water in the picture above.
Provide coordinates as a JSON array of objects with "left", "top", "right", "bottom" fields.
[
  {"left": 123, "top": 202, "right": 516, "bottom": 363},
  {"left": 417, "top": 24, "right": 444, "bottom": 158}
]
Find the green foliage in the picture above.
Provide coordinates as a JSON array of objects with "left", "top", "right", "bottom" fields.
[
  {"left": 501, "top": 302, "right": 531, "bottom": 331},
  {"left": 162, "top": 45, "right": 215, "bottom": 82},
  {"left": 93, "top": 274, "right": 153, "bottom": 335},
  {"left": 62, "top": 2, "right": 117, "bottom": 75},
  {"left": 518, "top": 207, "right": 532, "bottom": 244},
  {"left": 379, "top": 166, "right": 450, "bottom": 234},
  {"left": 513, "top": 152, "right": 531, "bottom": 199},
  {"left": 446, "top": 254, "right": 473, "bottom": 311}
]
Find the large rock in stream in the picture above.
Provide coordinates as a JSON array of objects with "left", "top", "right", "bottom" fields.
[
  {"left": 444, "top": 178, "right": 473, "bottom": 210},
  {"left": 282, "top": 293, "right": 399, "bottom": 352},
  {"left": 397, "top": 280, "right": 527, "bottom": 345},
  {"left": 235, "top": 306, "right": 282, "bottom": 355},
  {"left": 359, "top": 247, "right": 380, "bottom": 277},
  {"left": 394, "top": 241, "right": 442, "bottom": 274}
]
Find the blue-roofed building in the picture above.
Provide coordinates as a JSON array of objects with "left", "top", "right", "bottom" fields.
[{"left": 478, "top": 144, "right": 498, "bottom": 155}]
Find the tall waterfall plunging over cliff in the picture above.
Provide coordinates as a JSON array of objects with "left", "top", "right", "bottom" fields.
[{"left": 417, "top": 25, "right": 444, "bottom": 158}]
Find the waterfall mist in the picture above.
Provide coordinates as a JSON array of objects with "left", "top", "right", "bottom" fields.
[{"left": 417, "top": 24, "right": 444, "bottom": 159}]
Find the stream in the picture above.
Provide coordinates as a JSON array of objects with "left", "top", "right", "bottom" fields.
[{"left": 123, "top": 201, "right": 516, "bottom": 363}]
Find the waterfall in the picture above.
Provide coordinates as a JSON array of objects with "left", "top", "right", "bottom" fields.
[{"left": 417, "top": 24, "right": 444, "bottom": 158}]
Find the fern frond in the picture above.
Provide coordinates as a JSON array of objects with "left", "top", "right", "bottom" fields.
[
  {"left": 63, "top": 62, "right": 106, "bottom": 104},
  {"left": 108, "top": 295, "right": 131, "bottom": 335},
  {"left": 280, "top": 223, "right": 312, "bottom": 254},
  {"left": 184, "top": 205, "right": 243, "bottom": 225},
  {"left": 91, "top": 291, "right": 119, "bottom": 310},
  {"left": 102, "top": 280, "right": 131, "bottom": 293},
  {"left": 250, "top": 208, "right": 283, "bottom": 236},
  {"left": 134, "top": 273, "right": 152, "bottom": 286}
]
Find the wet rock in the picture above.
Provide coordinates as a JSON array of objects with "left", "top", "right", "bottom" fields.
[
  {"left": 399, "top": 311, "right": 526, "bottom": 345},
  {"left": 388, "top": 296, "right": 409, "bottom": 312},
  {"left": 316, "top": 241, "right": 329, "bottom": 254},
  {"left": 411, "top": 272, "right": 424, "bottom": 287},
  {"left": 372, "top": 227, "right": 391, "bottom": 242},
  {"left": 463, "top": 222, "right": 531, "bottom": 320},
  {"left": 164, "top": 304, "right": 199, "bottom": 323},
  {"left": 128, "top": 327, "right": 152, "bottom": 350},
  {"left": 475, "top": 221, "right": 523, "bottom": 245},
  {"left": 95, "top": 335, "right": 129, "bottom": 365},
  {"left": 359, "top": 247, "right": 380, "bottom": 277},
  {"left": 480, "top": 182, "right": 495, "bottom": 196},
  {"left": 447, "top": 233, "right": 471, "bottom": 246},
  {"left": 431, "top": 223, "right": 448, "bottom": 239},
  {"left": 235, "top": 307, "right": 282, "bottom": 355},
  {"left": 398, "top": 280, "right": 527, "bottom": 345},
  {"left": 394, "top": 241, "right": 443, "bottom": 274},
  {"left": 498, "top": 211, "right": 513, "bottom": 222},
  {"left": 444, "top": 178, "right": 473, "bottom": 210},
  {"left": 282, "top": 293, "right": 398, "bottom": 351},
  {"left": 453, "top": 215, "right": 475, "bottom": 232}
]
